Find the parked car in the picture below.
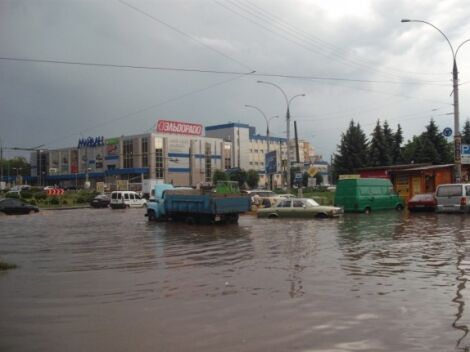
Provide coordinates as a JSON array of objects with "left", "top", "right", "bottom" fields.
[
  {"left": 435, "top": 183, "right": 470, "bottom": 213},
  {"left": 407, "top": 193, "right": 437, "bottom": 212},
  {"left": 257, "top": 198, "right": 343, "bottom": 219},
  {"left": 334, "top": 178, "right": 404, "bottom": 213},
  {"left": 0, "top": 198, "right": 39, "bottom": 215},
  {"left": 90, "top": 194, "right": 111, "bottom": 208},
  {"left": 110, "top": 191, "right": 147, "bottom": 209}
]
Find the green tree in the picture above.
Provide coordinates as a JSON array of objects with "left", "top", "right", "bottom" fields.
[
  {"left": 401, "top": 119, "right": 452, "bottom": 164},
  {"left": 0, "top": 156, "right": 31, "bottom": 178},
  {"left": 369, "top": 120, "right": 390, "bottom": 166},
  {"left": 246, "top": 169, "right": 260, "bottom": 189},
  {"left": 228, "top": 168, "right": 247, "bottom": 188},
  {"left": 333, "top": 120, "right": 369, "bottom": 179},
  {"left": 462, "top": 120, "right": 470, "bottom": 144},
  {"left": 314, "top": 172, "right": 323, "bottom": 186},
  {"left": 212, "top": 169, "right": 228, "bottom": 184},
  {"left": 392, "top": 124, "right": 403, "bottom": 164},
  {"left": 424, "top": 119, "right": 452, "bottom": 164}
]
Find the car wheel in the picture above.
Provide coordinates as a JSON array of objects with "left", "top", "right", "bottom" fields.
[
  {"left": 148, "top": 210, "right": 157, "bottom": 221},
  {"left": 267, "top": 214, "right": 278, "bottom": 219},
  {"left": 185, "top": 216, "right": 196, "bottom": 225},
  {"left": 396, "top": 204, "right": 404, "bottom": 211},
  {"left": 364, "top": 207, "right": 371, "bottom": 214},
  {"left": 315, "top": 213, "right": 328, "bottom": 219}
]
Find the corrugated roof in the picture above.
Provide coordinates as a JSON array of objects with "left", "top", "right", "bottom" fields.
[{"left": 391, "top": 164, "right": 455, "bottom": 172}]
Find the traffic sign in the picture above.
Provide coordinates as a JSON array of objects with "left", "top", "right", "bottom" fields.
[
  {"left": 443, "top": 127, "right": 453, "bottom": 137},
  {"left": 308, "top": 166, "right": 318, "bottom": 177}
]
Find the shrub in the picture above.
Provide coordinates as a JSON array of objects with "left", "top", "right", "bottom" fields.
[
  {"left": 76, "top": 196, "right": 86, "bottom": 204},
  {"left": 5, "top": 192, "right": 20, "bottom": 199},
  {"left": 62, "top": 199, "right": 68, "bottom": 206},
  {"left": 29, "top": 199, "right": 37, "bottom": 205},
  {"left": 20, "top": 190, "right": 33, "bottom": 199},
  {"left": 49, "top": 197, "right": 60, "bottom": 205},
  {"left": 33, "top": 191, "right": 47, "bottom": 200},
  {"left": 0, "top": 261, "right": 16, "bottom": 271}
]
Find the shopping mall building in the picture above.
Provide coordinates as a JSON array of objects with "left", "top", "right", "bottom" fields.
[{"left": 30, "top": 120, "right": 322, "bottom": 188}]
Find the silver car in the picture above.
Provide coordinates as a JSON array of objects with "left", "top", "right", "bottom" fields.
[{"left": 435, "top": 183, "right": 470, "bottom": 213}]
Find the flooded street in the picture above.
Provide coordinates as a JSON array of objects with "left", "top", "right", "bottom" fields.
[{"left": 1, "top": 209, "right": 470, "bottom": 351}]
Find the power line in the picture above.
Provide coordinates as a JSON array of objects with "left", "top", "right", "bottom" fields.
[
  {"left": 118, "top": 0, "right": 255, "bottom": 72},
  {"left": 0, "top": 56, "right": 449, "bottom": 87},
  {"left": 215, "top": 0, "right": 450, "bottom": 82},
  {"left": 241, "top": 0, "right": 450, "bottom": 78}
]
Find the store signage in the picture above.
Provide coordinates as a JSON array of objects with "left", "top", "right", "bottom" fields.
[
  {"left": 156, "top": 120, "right": 203, "bottom": 136},
  {"left": 78, "top": 136, "right": 104, "bottom": 149}
]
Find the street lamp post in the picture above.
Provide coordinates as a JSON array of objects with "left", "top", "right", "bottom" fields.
[
  {"left": 257, "top": 80, "right": 305, "bottom": 191},
  {"left": 245, "top": 104, "right": 279, "bottom": 189},
  {"left": 402, "top": 19, "right": 470, "bottom": 182}
]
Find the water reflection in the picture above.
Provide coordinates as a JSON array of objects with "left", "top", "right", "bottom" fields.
[
  {"left": 453, "top": 227, "right": 470, "bottom": 351},
  {"left": 146, "top": 221, "right": 254, "bottom": 269},
  {"left": 4, "top": 209, "right": 470, "bottom": 351}
]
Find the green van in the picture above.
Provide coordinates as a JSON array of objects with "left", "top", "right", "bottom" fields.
[{"left": 334, "top": 178, "right": 404, "bottom": 213}]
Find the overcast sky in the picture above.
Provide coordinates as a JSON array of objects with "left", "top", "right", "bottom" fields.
[{"left": 2, "top": 0, "right": 470, "bottom": 161}]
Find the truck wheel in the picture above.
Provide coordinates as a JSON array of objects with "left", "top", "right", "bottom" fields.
[
  {"left": 364, "top": 207, "right": 371, "bottom": 214},
  {"left": 148, "top": 210, "right": 157, "bottom": 221},
  {"left": 185, "top": 216, "right": 196, "bottom": 225},
  {"left": 224, "top": 214, "right": 239, "bottom": 224}
]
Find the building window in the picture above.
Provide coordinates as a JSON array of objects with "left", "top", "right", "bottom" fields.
[
  {"left": 205, "top": 143, "right": 211, "bottom": 182},
  {"left": 224, "top": 143, "right": 231, "bottom": 170},
  {"left": 141, "top": 137, "right": 148, "bottom": 167},
  {"left": 155, "top": 148, "right": 164, "bottom": 178},
  {"left": 123, "top": 140, "right": 133, "bottom": 168}
]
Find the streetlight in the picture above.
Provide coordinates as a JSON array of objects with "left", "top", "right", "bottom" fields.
[
  {"left": 401, "top": 19, "right": 470, "bottom": 182},
  {"left": 245, "top": 104, "right": 279, "bottom": 189},
  {"left": 257, "top": 80, "right": 305, "bottom": 191}
]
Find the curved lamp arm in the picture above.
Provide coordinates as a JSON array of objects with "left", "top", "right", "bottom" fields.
[{"left": 401, "top": 19, "right": 455, "bottom": 59}]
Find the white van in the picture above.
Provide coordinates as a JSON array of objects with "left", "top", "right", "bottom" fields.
[
  {"left": 435, "top": 183, "right": 470, "bottom": 213},
  {"left": 110, "top": 191, "right": 147, "bottom": 209}
]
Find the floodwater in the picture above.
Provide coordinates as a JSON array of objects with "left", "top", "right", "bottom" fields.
[{"left": 1, "top": 209, "right": 470, "bottom": 351}]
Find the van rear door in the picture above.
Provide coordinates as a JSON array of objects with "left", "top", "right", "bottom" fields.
[{"left": 436, "top": 185, "right": 462, "bottom": 210}]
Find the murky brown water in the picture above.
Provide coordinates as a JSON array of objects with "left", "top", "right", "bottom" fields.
[{"left": 1, "top": 209, "right": 470, "bottom": 351}]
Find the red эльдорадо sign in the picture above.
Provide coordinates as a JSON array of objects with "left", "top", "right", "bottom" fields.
[{"left": 156, "top": 120, "right": 203, "bottom": 136}]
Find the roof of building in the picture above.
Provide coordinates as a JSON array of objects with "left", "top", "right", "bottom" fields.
[
  {"left": 205, "top": 123, "right": 250, "bottom": 131},
  {"left": 356, "top": 163, "right": 431, "bottom": 171},
  {"left": 391, "top": 163, "right": 455, "bottom": 173}
]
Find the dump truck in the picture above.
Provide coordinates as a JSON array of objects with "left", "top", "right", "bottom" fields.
[{"left": 145, "top": 181, "right": 251, "bottom": 224}]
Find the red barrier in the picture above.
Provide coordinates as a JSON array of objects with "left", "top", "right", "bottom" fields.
[{"left": 47, "top": 188, "right": 64, "bottom": 196}]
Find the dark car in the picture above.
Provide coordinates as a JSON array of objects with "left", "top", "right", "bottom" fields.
[
  {"left": 90, "top": 194, "right": 111, "bottom": 208},
  {"left": 407, "top": 193, "right": 437, "bottom": 212},
  {"left": 0, "top": 198, "right": 39, "bottom": 215}
]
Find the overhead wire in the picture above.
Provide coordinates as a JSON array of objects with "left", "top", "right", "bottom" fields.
[
  {"left": 241, "top": 0, "right": 450, "bottom": 78},
  {"left": 215, "top": 0, "right": 450, "bottom": 82},
  {"left": 0, "top": 56, "right": 450, "bottom": 87},
  {"left": 118, "top": 0, "right": 255, "bottom": 72}
]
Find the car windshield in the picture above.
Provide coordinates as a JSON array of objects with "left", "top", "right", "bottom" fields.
[{"left": 305, "top": 199, "right": 320, "bottom": 207}]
